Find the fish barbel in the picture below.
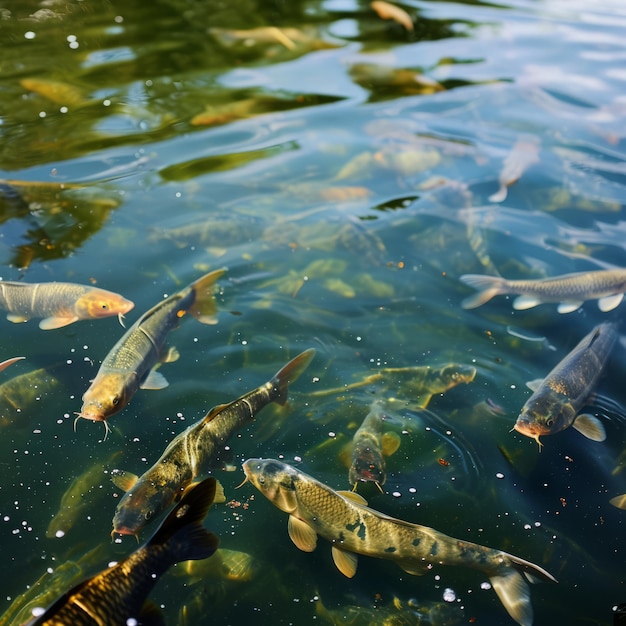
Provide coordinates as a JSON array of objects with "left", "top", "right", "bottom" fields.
[
  {"left": 348, "top": 399, "right": 400, "bottom": 491},
  {"left": 0, "top": 281, "right": 134, "bottom": 329},
  {"left": 514, "top": 322, "right": 617, "bottom": 448},
  {"left": 111, "top": 348, "right": 315, "bottom": 537},
  {"left": 460, "top": 268, "right": 626, "bottom": 313},
  {"left": 242, "top": 458, "right": 556, "bottom": 626},
  {"left": 79, "top": 268, "right": 225, "bottom": 426},
  {"left": 24, "top": 478, "right": 220, "bottom": 626}
]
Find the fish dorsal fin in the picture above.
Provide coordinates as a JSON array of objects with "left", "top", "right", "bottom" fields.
[
  {"left": 6, "top": 314, "right": 28, "bottom": 324},
  {"left": 572, "top": 414, "right": 606, "bottom": 441},
  {"left": 512, "top": 295, "right": 542, "bottom": 310},
  {"left": 288, "top": 515, "right": 317, "bottom": 552},
  {"left": 39, "top": 315, "right": 79, "bottom": 330},
  {"left": 331, "top": 546, "right": 358, "bottom": 578},
  {"left": 111, "top": 470, "right": 138, "bottom": 492},
  {"left": 202, "top": 403, "right": 230, "bottom": 423},
  {"left": 557, "top": 301, "right": 583, "bottom": 314},
  {"left": 396, "top": 559, "right": 427, "bottom": 576},
  {"left": 382, "top": 431, "right": 401, "bottom": 456},
  {"left": 141, "top": 370, "right": 169, "bottom": 390},
  {"left": 598, "top": 293, "right": 624, "bottom": 312},
  {"left": 337, "top": 490, "right": 368, "bottom": 505},
  {"left": 525, "top": 379, "right": 543, "bottom": 392}
]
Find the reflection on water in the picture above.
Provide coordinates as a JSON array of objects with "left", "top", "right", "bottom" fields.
[{"left": 1, "top": 0, "right": 626, "bottom": 624}]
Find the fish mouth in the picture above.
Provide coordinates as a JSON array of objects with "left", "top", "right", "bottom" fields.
[
  {"left": 110, "top": 526, "right": 139, "bottom": 542},
  {"left": 513, "top": 415, "right": 547, "bottom": 450}
]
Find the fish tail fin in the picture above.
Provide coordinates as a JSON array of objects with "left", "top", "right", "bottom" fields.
[
  {"left": 189, "top": 268, "right": 226, "bottom": 325},
  {"left": 148, "top": 477, "right": 220, "bottom": 562},
  {"left": 270, "top": 348, "right": 316, "bottom": 406},
  {"left": 489, "top": 553, "right": 557, "bottom": 626},
  {"left": 459, "top": 274, "right": 508, "bottom": 309}
]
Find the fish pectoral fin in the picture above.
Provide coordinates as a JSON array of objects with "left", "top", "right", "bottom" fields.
[
  {"left": 338, "top": 443, "right": 353, "bottom": 469},
  {"left": 598, "top": 293, "right": 624, "bottom": 312},
  {"left": 6, "top": 314, "right": 29, "bottom": 324},
  {"left": 525, "top": 378, "right": 543, "bottom": 392},
  {"left": 288, "top": 515, "right": 317, "bottom": 552},
  {"left": 381, "top": 431, "right": 401, "bottom": 456},
  {"left": 161, "top": 346, "right": 180, "bottom": 364},
  {"left": 331, "top": 546, "right": 358, "bottom": 578},
  {"left": 213, "top": 479, "right": 226, "bottom": 504},
  {"left": 512, "top": 295, "right": 542, "bottom": 310},
  {"left": 489, "top": 569, "right": 532, "bottom": 626},
  {"left": 110, "top": 469, "right": 139, "bottom": 492},
  {"left": 396, "top": 559, "right": 427, "bottom": 576},
  {"left": 141, "top": 369, "right": 169, "bottom": 390},
  {"left": 572, "top": 414, "right": 606, "bottom": 441},
  {"left": 39, "top": 315, "right": 80, "bottom": 330},
  {"left": 337, "top": 490, "right": 368, "bottom": 506},
  {"left": 609, "top": 494, "right": 626, "bottom": 510},
  {"left": 556, "top": 301, "right": 583, "bottom": 314}
]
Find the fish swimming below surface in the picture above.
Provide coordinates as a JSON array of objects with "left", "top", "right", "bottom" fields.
[
  {"left": 23, "top": 478, "right": 220, "bottom": 626},
  {"left": 78, "top": 268, "right": 225, "bottom": 429},
  {"left": 111, "top": 348, "right": 315, "bottom": 537},
  {"left": 459, "top": 268, "right": 626, "bottom": 313},
  {"left": 514, "top": 322, "right": 617, "bottom": 448},
  {"left": 241, "top": 458, "right": 556, "bottom": 626},
  {"left": 0, "top": 280, "right": 134, "bottom": 329}
]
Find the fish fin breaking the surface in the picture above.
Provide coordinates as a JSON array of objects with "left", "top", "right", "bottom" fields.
[
  {"left": 188, "top": 268, "right": 226, "bottom": 324},
  {"left": 331, "top": 546, "right": 358, "bottom": 578},
  {"left": 288, "top": 515, "right": 318, "bottom": 552},
  {"left": 598, "top": 293, "right": 624, "bottom": 311},
  {"left": 337, "top": 490, "right": 368, "bottom": 505},
  {"left": 141, "top": 369, "right": 169, "bottom": 390},
  {"left": 39, "top": 315, "right": 79, "bottom": 330},
  {"left": 459, "top": 274, "right": 507, "bottom": 309},
  {"left": 556, "top": 301, "right": 583, "bottom": 314},
  {"left": 269, "top": 348, "right": 316, "bottom": 406},
  {"left": 111, "top": 470, "right": 139, "bottom": 492},
  {"left": 572, "top": 414, "right": 606, "bottom": 441}
]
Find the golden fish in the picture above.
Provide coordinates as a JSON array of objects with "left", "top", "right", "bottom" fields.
[
  {"left": 111, "top": 348, "right": 314, "bottom": 537},
  {"left": 460, "top": 268, "right": 626, "bottom": 313},
  {"left": 78, "top": 269, "right": 225, "bottom": 429},
  {"left": 0, "top": 281, "right": 133, "bottom": 329},
  {"left": 242, "top": 459, "right": 556, "bottom": 626},
  {"left": 370, "top": 1, "right": 414, "bottom": 31},
  {"left": 23, "top": 478, "right": 220, "bottom": 626},
  {"left": 514, "top": 322, "right": 617, "bottom": 448}
]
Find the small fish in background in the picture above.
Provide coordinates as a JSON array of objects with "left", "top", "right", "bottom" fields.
[
  {"left": 345, "top": 399, "right": 401, "bottom": 492},
  {"left": 514, "top": 322, "right": 617, "bottom": 448},
  {"left": 0, "top": 281, "right": 134, "bottom": 329},
  {"left": 111, "top": 348, "right": 314, "bottom": 537},
  {"left": 460, "top": 268, "right": 626, "bottom": 313},
  {"left": 23, "top": 478, "right": 220, "bottom": 626},
  {"left": 78, "top": 268, "right": 225, "bottom": 431},
  {"left": 488, "top": 136, "right": 540, "bottom": 203},
  {"left": 241, "top": 459, "right": 556, "bottom": 626}
]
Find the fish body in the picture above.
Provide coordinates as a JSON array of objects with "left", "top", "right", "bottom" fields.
[
  {"left": 0, "top": 281, "right": 134, "bottom": 329},
  {"left": 348, "top": 399, "right": 400, "bottom": 490},
  {"left": 514, "top": 322, "right": 617, "bottom": 446},
  {"left": 112, "top": 348, "right": 315, "bottom": 537},
  {"left": 242, "top": 459, "right": 556, "bottom": 626},
  {"left": 79, "top": 269, "right": 224, "bottom": 423},
  {"left": 24, "top": 478, "right": 220, "bottom": 626},
  {"left": 460, "top": 269, "right": 626, "bottom": 313}
]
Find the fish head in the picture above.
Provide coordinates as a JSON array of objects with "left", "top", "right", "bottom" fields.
[
  {"left": 242, "top": 458, "right": 299, "bottom": 514},
  {"left": 80, "top": 371, "right": 136, "bottom": 421},
  {"left": 349, "top": 446, "right": 385, "bottom": 487},
  {"left": 514, "top": 390, "right": 576, "bottom": 445},
  {"left": 74, "top": 288, "right": 135, "bottom": 321},
  {"left": 438, "top": 364, "right": 477, "bottom": 389}
]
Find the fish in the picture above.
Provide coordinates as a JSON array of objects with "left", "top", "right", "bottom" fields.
[
  {"left": 172, "top": 547, "right": 260, "bottom": 583},
  {"left": 78, "top": 268, "right": 225, "bottom": 429},
  {"left": 0, "top": 281, "right": 134, "bottom": 329},
  {"left": 514, "top": 322, "right": 617, "bottom": 448},
  {"left": 370, "top": 1, "right": 414, "bottom": 31},
  {"left": 241, "top": 458, "right": 556, "bottom": 626},
  {"left": 459, "top": 268, "right": 626, "bottom": 313},
  {"left": 111, "top": 348, "right": 314, "bottom": 537},
  {"left": 23, "top": 478, "right": 220, "bottom": 626},
  {"left": 347, "top": 399, "right": 401, "bottom": 491},
  {"left": 46, "top": 452, "right": 121, "bottom": 539},
  {"left": 488, "top": 137, "right": 540, "bottom": 203}
]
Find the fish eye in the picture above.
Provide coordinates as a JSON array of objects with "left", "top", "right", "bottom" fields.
[
  {"left": 546, "top": 418, "right": 554, "bottom": 427},
  {"left": 145, "top": 510, "right": 153, "bottom": 520},
  {"left": 258, "top": 476, "right": 265, "bottom": 485},
  {"left": 100, "top": 303, "right": 109, "bottom": 310},
  {"left": 112, "top": 396, "right": 120, "bottom": 406}
]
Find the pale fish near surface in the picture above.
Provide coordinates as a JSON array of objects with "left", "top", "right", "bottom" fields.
[
  {"left": 460, "top": 268, "right": 626, "bottom": 313},
  {"left": 242, "top": 458, "right": 556, "bottom": 626}
]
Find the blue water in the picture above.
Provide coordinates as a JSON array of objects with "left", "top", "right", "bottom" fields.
[{"left": 0, "top": 0, "right": 625, "bottom": 624}]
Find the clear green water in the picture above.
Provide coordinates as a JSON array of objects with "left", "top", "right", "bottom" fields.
[{"left": 0, "top": 0, "right": 625, "bottom": 624}]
